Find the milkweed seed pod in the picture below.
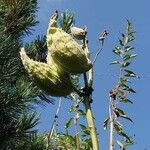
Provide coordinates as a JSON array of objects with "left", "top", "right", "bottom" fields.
[
  {"left": 47, "top": 12, "right": 92, "bottom": 74},
  {"left": 20, "top": 48, "right": 73, "bottom": 97},
  {"left": 70, "top": 25, "right": 87, "bottom": 40}
]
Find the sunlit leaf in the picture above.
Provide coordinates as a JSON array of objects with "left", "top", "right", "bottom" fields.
[
  {"left": 120, "top": 99, "right": 133, "bottom": 104},
  {"left": 125, "top": 46, "right": 134, "bottom": 52},
  {"left": 110, "top": 61, "right": 120, "bottom": 65},
  {"left": 117, "top": 140, "right": 124, "bottom": 149},
  {"left": 113, "top": 47, "right": 122, "bottom": 56},
  {"left": 80, "top": 124, "right": 90, "bottom": 135},
  {"left": 124, "top": 54, "right": 137, "bottom": 61},
  {"left": 124, "top": 69, "right": 137, "bottom": 78},
  {"left": 123, "top": 86, "right": 136, "bottom": 93},
  {"left": 120, "top": 115, "right": 133, "bottom": 122},
  {"left": 124, "top": 69, "right": 136, "bottom": 75},
  {"left": 119, "top": 39, "right": 124, "bottom": 46},
  {"left": 122, "top": 62, "right": 131, "bottom": 67},
  {"left": 104, "top": 117, "right": 110, "bottom": 130},
  {"left": 125, "top": 74, "right": 137, "bottom": 78},
  {"left": 114, "top": 122, "right": 123, "bottom": 134},
  {"left": 65, "top": 118, "right": 73, "bottom": 129},
  {"left": 127, "top": 38, "right": 134, "bottom": 43},
  {"left": 78, "top": 109, "right": 86, "bottom": 116},
  {"left": 114, "top": 108, "right": 125, "bottom": 117},
  {"left": 120, "top": 132, "right": 132, "bottom": 143}
]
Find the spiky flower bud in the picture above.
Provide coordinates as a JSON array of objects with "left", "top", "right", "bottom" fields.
[
  {"left": 20, "top": 48, "right": 73, "bottom": 97},
  {"left": 47, "top": 12, "right": 92, "bottom": 74}
]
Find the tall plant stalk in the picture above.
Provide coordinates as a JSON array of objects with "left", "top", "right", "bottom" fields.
[
  {"left": 104, "top": 20, "right": 136, "bottom": 150},
  {"left": 84, "top": 94, "right": 99, "bottom": 150},
  {"left": 109, "top": 91, "right": 116, "bottom": 150},
  {"left": 82, "top": 39, "right": 99, "bottom": 150}
]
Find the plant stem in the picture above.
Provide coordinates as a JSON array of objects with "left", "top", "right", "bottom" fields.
[
  {"left": 84, "top": 95, "right": 99, "bottom": 150},
  {"left": 48, "top": 98, "right": 62, "bottom": 145},
  {"left": 71, "top": 94, "right": 80, "bottom": 150},
  {"left": 82, "top": 36, "right": 99, "bottom": 150},
  {"left": 74, "top": 112, "right": 80, "bottom": 150},
  {"left": 109, "top": 96, "right": 114, "bottom": 150},
  {"left": 83, "top": 71, "right": 99, "bottom": 150}
]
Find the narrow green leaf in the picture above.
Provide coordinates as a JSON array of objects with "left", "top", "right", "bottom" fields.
[
  {"left": 80, "top": 124, "right": 87, "bottom": 131},
  {"left": 124, "top": 136, "right": 134, "bottom": 146},
  {"left": 127, "top": 20, "right": 133, "bottom": 34},
  {"left": 113, "top": 47, "right": 122, "bottom": 56},
  {"left": 66, "top": 135, "right": 76, "bottom": 143},
  {"left": 127, "top": 38, "right": 134, "bottom": 43},
  {"left": 125, "top": 46, "right": 134, "bottom": 52},
  {"left": 80, "top": 124, "right": 90, "bottom": 135},
  {"left": 119, "top": 77, "right": 129, "bottom": 84},
  {"left": 104, "top": 117, "right": 110, "bottom": 130},
  {"left": 114, "top": 108, "right": 133, "bottom": 122},
  {"left": 118, "top": 89, "right": 125, "bottom": 96},
  {"left": 120, "top": 99, "right": 133, "bottom": 104},
  {"left": 121, "top": 33, "right": 125, "bottom": 38},
  {"left": 124, "top": 54, "right": 137, "bottom": 61},
  {"left": 120, "top": 132, "right": 132, "bottom": 143},
  {"left": 123, "top": 86, "right": 136, "bottom": 93},
  {"left": 124, "top": 69, "right": 136, "bottom": 75},
  {"left": 117, "top": 140, "right": 124, "bottom": 149},
  {"left": 114, "top": 108, "right": 125, "bottom": 116},
  {"left": 78, "top": 109, "right": 86, "bottom": 116},
  {"left": 125, "top": 73, "right": 137, "bottom": 78},
  {"left": 124, "top": 69, "right": 137, "bottom": 78},
  {"left": 114, "top": 122, "right": 123, "bottom": 134},
  {"left": 69, "top": 105, "right": 76, "bottom": 112},
  {"left": 110, "top": 61, "right": 120, "bottom": 65},
  {"left": 120, "top": 115, "right": 133, "bottom": 122},
  {"left": 122, "top": 62, "right": 131, "bottom": 67},
  {"left": 65, "top": 118, "right": 73, "bottom": 129},
  {"left": 119, "top": 39, "right": 124, "bottom": 46}
]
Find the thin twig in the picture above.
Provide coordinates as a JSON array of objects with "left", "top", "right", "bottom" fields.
[
  {"left": 92, "top": 46, "right": 103, "bottom": 65},
  {"left": 48, "top": 98, "right": 62, "bottom": 145},
  {"left": 93, "top": 29, "right": 108, "bottom": 65}
]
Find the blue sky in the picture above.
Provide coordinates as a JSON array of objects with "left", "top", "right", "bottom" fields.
[{"left": 28, "top": 0, "right": 150, "bottom": 149}]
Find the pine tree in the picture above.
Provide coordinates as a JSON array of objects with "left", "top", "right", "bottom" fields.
[{"left": 0, "top": 0, "right": 50, "bottom": 149}]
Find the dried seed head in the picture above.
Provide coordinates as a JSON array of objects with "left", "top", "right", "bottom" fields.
[
  {"left": 20, "top": 48, "right": 73, "bottom": 97},
  {"left": 70, "top": 25, "right": 87, "bottom": 40},
  {"left": 47, "top": 13, "right": 92, "bottom": 74}
]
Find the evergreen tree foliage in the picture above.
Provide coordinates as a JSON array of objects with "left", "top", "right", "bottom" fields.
[{"left": 0, "top": 0, "right": 50, "bottom": 149}]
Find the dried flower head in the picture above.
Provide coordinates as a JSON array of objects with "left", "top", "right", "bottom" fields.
[
  {"left": 20, "top": 48, "right": 73, "bottom": 97},
  {"left": 47, "top": 12, "right": 92, "bottom": 74}
]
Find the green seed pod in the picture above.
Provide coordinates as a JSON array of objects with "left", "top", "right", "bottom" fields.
[
  {"left": 47, "top": 13, "right": 92, "bottom": 74},
  {"left": 20, "top": 48, "right": 73, "bottom": 97}
]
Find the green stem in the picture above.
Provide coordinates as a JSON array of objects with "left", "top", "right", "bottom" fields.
[
  {"left": 82, "top": 36, "right": 99, "bottom": 150},
  {"left": 83, "top": 71, "right": 99, "bottom": 150},
  {"left": 84, "top": 95, "right": 99, "bottom": 150}
]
